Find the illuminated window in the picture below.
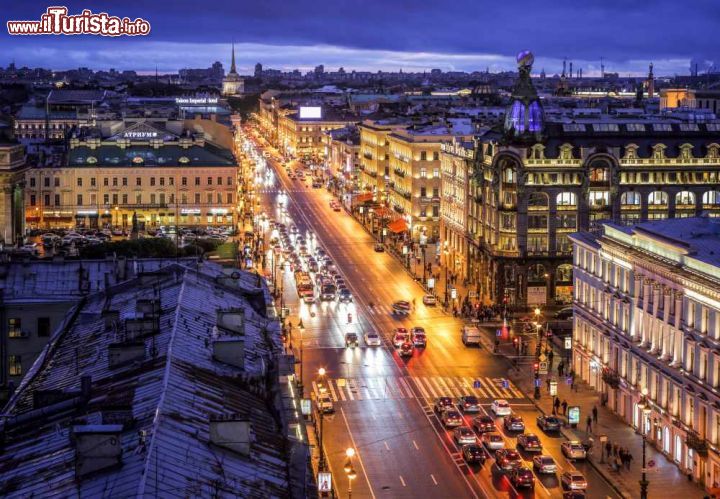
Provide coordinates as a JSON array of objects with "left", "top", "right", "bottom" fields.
[
  {"left": 556, "top": 192, "right": 577, "bottom": 206},
  {"left": 676, "top": 191, "right": 695, "bottom": 206},
  {"left": 621, "top": 191, "right": 641, "bottom": 206},
  {"left": 8, "top": 318, "right": 22, "bottom": 337},
  {"left": 648, "top": 191, "right": 668, "bottom": 205},
  {"left": 420, "top": 168, "right": 427, "bottom": 178},
  {"left": 702, "top": 191, "right": 720, "bottom": 205},
  {"left": 589, "top": 191, "right": 609, "bottom": 206},
  {"left": 9, "top": 355, "right": 21, "bottom": 376}
]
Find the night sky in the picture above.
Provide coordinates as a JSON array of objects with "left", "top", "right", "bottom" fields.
[{"left": 1, "top": 0, "right": 717, "bottom": 75}]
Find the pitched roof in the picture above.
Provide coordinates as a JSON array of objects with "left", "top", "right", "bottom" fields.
[{"left": 0, "top": 263, "right": 289, "bottom": 498}]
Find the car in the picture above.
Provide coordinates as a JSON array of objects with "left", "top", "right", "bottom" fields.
[
  {"left": 316, "top": 391, "right": 334, "bottom": 413},
  {"left": 461, "top": 443, "right": 486, "bottom": 465},
  {"left": 453, "top": 426, "right": 478, "bottom": 445},
  {"left": 560, "top": 471, "right": 588, "bottom": 491},
  {"left": 503, "top": 415, "right": 525, "bottom": 432},
  {"left": 434, "top": 397, "right": 454, "bottom": 414},
  {"left": 411, "top": 331, "right": 427, "bottom": 347},
  {"left": 364, "top": 332, "right": 382, "bottom": 346},
  {"left": 472, "top": 415, "right": 496, "bottom": 433},
  {"left": 338, "top": 288, "right": 353, "bottom": 303},
  {"left": 334, "top": 277, "right": 346, "bottom": 288},
  {"left": 332, "top": 203, "right": 341, "bottom": 212},
  {"left": 391, "top": 300, "right": 411, "bottom": 316},
  {"left": 532, "top": 455, "right": 558, "bottom": 474},
  {"left": 562, "top": 492, "right": 587, "bottom": 499},
  {"left": 440, "top": 409, "right": 463, "bottom": 428},
  {"left": 392, "top": 328, "right": 409, "bottom": 347},
  {"left": 399, "top": 341, "right": 414, "bottom": 357},
  {"left": 509, "top": 466, "right": 535, "bottom": 489},
  {"left": 490, "top": 399, "right": 511, "bottom": 416},
  {"left": 494, "top": 449, "right": 522, "bottom": 472},
  {"left": 457, "top": 395, "right": 480, "bottom": 413},
  {"left": 345, "top": 332, "right": 359, "bottom": 348},
  {"left": 561, "top": 441, "right": 588, "bottom": 460},
  {"left": 373, "top": 243, "right": 385, "bottom": 252},
  {"left": 537, "top": 415, "right": 562, "bottom": 432},
  {"left": 422, "top": 294, "right": 437, "bottom": 306},
  {"left": 481, "top": 432, "right": 505, "bottom": 450},
  {"left": 312, "top": 181, "right": 322, "bottom": 188},
  {"left": 517, "top": 433, "right": 542, "bottom": 452}
]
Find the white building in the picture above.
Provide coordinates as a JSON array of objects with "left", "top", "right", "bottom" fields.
[
  {"left": 222, "top": 43, "right": 244, "bottom": 96},
  {"left": 571, "top": 217, "right": 720, "bottom": 490}
]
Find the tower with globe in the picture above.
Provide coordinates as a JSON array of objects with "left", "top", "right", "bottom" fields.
[{"left": 504, "top": 50, "right": 544, "bottom": 139}]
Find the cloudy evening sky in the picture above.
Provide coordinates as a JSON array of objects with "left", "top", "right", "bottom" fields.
[{"left": 1, "top": 0, "right": 717, "bottom": 76}]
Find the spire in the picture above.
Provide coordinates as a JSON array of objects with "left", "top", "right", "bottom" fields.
[{"left": 230, "top": 42, "right": 237, "bottom": 74}]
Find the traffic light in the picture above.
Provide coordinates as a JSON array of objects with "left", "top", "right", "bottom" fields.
[{"left": 533, "top": 362, "right": 539, "bottom": 374}]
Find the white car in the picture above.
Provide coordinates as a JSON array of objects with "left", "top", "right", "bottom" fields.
[
  {"left": 561, "top": 441, "right": 587, "bottom": 460},
  {"left": 481, "top": 432, "right": 505, "bottom": 450},
  {"left": 490, "top": 399, "right": 511, "bottom": 416},
  {"left": 364, "top": 332, "right": 382, "bottom": 346},
  {"left": 422, "top": 294, "right": 437, "bottom": 306}
]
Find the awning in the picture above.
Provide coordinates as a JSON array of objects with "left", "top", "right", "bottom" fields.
[
  {"left": 387, "top": 218, "right": 409, "bottom": 233},
  {"left": 354, "top": 193, "right": 373, "bottom": 204},
  {"left": 374, "top": 207, "right": 392, "bottom": 218}
]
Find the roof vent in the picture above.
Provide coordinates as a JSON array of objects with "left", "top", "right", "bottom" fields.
[
  {"left": 72, "top": 424, "right": 123, "bottom": 478},
  {"left": 209, "top": 418, "right": 253, "bottom": 456}
]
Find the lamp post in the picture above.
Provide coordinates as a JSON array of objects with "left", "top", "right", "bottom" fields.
[
  {"left": 534, "top": 307, "right": 542, "bottom": 353},
  {"left": 318, "top": 367, "right": 327, "bottom": 471},
  {"left": 443, "top": 244, "right": 450, "bottom": 307},
  {"left": 344, "top": 447, "right": 357, "bottom": 499},
  {"left": 299, "top": 321, "right": 305, "bottom": 394}
]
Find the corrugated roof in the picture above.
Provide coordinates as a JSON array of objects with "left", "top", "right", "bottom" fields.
[{"left": 0, "top": 263, "right": 289, "bottom": 498}]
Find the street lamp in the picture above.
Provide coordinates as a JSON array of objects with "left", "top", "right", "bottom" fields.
[
  {"left": 344, "top": 448, "right": 357, "bottom": 499},
  {"left": 639, "top": 434, "right": 649, "bottom": 499},
  {"left": 443, "top": 245, "right": 450, "bottom": 307},
  {"left": 318, "top": 367, "right": 327, "bottom": 470},
  {"left": 299, "top": 320, "right": 305, "bottom": 394}
]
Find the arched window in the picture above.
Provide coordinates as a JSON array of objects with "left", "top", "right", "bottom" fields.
[
  {"left": 702, "top": 190, "right": 720, "bottom": 205},
  {"left": 528, "top": 264, "right": 546, "bottom": 282},
  {"left": 648, "top": 191, "right": 668, "bottom": 206},
  {"left": 590, "top": 167, "right": 608, "bottom": 182},
  {"left": 556, "top": 192, "right": 577, "bottom": 206},
  {"left": 556, "top": 264, "right": 573, "bottom": 283},
  {"left": 675, "top": 191, "right": 695, "bottom": 206},
  {"left": 621, "top": 191, "right": 642, "bottom": 206},
  {"left": 528, "top": 192, "right": 549, "bottom": 208},
  {"left": 503, "top": 168, "right": 516, "bottom": 183}
]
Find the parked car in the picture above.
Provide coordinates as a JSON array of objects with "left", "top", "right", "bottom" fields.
[
  {"left": 373, "top": 243, "right": 385, "bottom": 252},
  {"left": 561, "top": 441, "right": 587, "bottom": 460},
  {"left": 537, "top": 415, "right": 562, "bottom": 432},
  {"left": 561, "top": 471, "right": 588, "bottom": 491},
  {"left": 422, "top": 294, "right": 437, "bottom": 306}
]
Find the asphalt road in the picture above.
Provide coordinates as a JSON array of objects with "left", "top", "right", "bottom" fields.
[{"left": 246, "top": 128, "right": 619, "bottom": 499}]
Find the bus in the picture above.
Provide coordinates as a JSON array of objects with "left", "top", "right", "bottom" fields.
[{"left": 295, "top": 271, "right": 314, "bottom": 303}]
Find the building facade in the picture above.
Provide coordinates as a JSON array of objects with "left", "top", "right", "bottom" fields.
[
  {"left": 571, "top": 217, "right": 720, "bottom": 491},
  {"left": 357, "top": 119, "right": 410, "bottom": 198},
  {"left": 24, "top": 120, "right": 239, "bottom": 230},
  {"left": 469, "top": 51, "right": 720, "bottom": 308},
  {"left": 278, "top": 111, "right": 357, "bottom": 160},
  {"left": 0, "top": 143, "right": 28, "bottom": 245},
  {"left": 324, "top": 126, "right": 360, "bottom": 193}
]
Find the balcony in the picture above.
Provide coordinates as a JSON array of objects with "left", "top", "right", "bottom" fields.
[
  {"left": 393, "top": 168, "right": 406, "bottom": 178},
  {"left": 686, "top": 430, "right": 708, "bottom": 456},
  {"left": 601, "top": 367, "right": 621, "bottom": 389}
]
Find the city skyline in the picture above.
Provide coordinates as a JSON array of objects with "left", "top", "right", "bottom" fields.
[{"left": 0, "top": 1, "right": 717, "bottom": 75}]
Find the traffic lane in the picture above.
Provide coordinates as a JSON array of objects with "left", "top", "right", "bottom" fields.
[
  {"left": 510, "top": 406, "right": 620, "bottom": 498},
  {"left": 323, "top": 396, "right": 477, "bottom": 498}
]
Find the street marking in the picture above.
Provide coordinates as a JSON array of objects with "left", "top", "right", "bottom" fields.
[
  {"left": 413, "top": 440, "right": 419, "bottom": 450},
  {"left": 398, "top": 377, "right": 414, "bottom": 398},
  {"left": 327, "top": 381, "right": 339, "bottom": 401},
  {"left": 399, "top": 475, "right": 406, "bottom": 487},
  {"left": 430, "top": 474, "right": 438, "bottom": 485},
  {"left": 340, "top": 407, "right": 376, "bottom": 499},
  {"left": 384, "top": 441, "right": 390, "bottom": 451}
]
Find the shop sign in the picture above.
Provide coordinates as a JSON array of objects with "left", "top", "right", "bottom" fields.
[{"left": 568, "top": 406, "right": 580, "bottom": 425}]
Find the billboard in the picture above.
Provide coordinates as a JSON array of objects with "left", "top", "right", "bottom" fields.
[{"left": 299, "top": 106, "right": 322, "bottom": 119}]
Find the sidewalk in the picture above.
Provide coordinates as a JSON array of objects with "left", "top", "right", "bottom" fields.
[{"left": 484, "top": 325, "right": 707, "bottom": 499}]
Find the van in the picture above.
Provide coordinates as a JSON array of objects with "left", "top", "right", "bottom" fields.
[{"left": 461, "top": 325, "right": 481, "bottom": 346}]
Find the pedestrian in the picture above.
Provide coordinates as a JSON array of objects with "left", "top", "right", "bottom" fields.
[
  {"left": 561, "top": 399, "right": 568, "bottom": 416},
  {"left": 546, "top": 378, "right": 551, "bottom": 392},
  {"left": 571, "top": 375, "right": 576, "bottom": 392},
  {"left": 586, "top": 415, "right": 592, "bottom": 434},
  {"left": 626, "top": 451, "right": 633, "bottom": 470},
  {"left": 612, "top": 442, "right": 618, "bottom": 457},
  {"left": 549, "top": 349, "right": 554, "bottom": 367},
  {"left": 605, "top": 440, "right": 612, "bottom": 459},
  {"left": 615, "top": 455, "right": 622, "bottom": 472},
  {"left": 592, "top": 405, "right": 598, "bottom": 424},
  {"left": 554, "top": 397, "right": 561, "bottom": 415},
  {"left": 558, "top": 361, "right": 564, "bottom": 377}
]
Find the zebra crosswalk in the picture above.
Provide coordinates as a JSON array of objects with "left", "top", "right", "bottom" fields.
[{"left": 312, "top": 375, "right": 525, "bottom": 403}]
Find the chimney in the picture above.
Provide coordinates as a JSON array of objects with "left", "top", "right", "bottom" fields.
[
  {"left": 209, "top": 417, "right": 253, "bottom": 456},
  {"left": 212, "top": 337, "right": 245, "bottom": 369},
  {"left": 108, "top": 341, "right": 145, "bottom": 368},
  {"left": 72, "top": 424, "right": 123, "bottom": 478}
]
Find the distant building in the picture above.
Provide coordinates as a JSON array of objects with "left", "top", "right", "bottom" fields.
[
  {"left": 24, "top": 119, "right": 238, "bottom": 230},
  {"left": 222, "top": 43, "right": 244, "bottom": 96},
  {"left": 0, "top": 263, "right": 307, "bottom": 497},
  {"left": 0, "top": 142, "right": 28, "bottom": 245},
  {"left": 254, "top": 62, "right": 263, "bottom": 78},
  {"left": 278, "top": 109, "right": 359, "bottom": 160},
  {"left": 324, "top": 125, "right": 360, "bottom": 193},
  {"left": 571, "top": 217, "right": 720, "bottom": 492}
]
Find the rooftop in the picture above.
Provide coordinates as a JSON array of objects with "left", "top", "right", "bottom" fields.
[{"left": 0, "top": 263, "right": 289, "bottom": 498}]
